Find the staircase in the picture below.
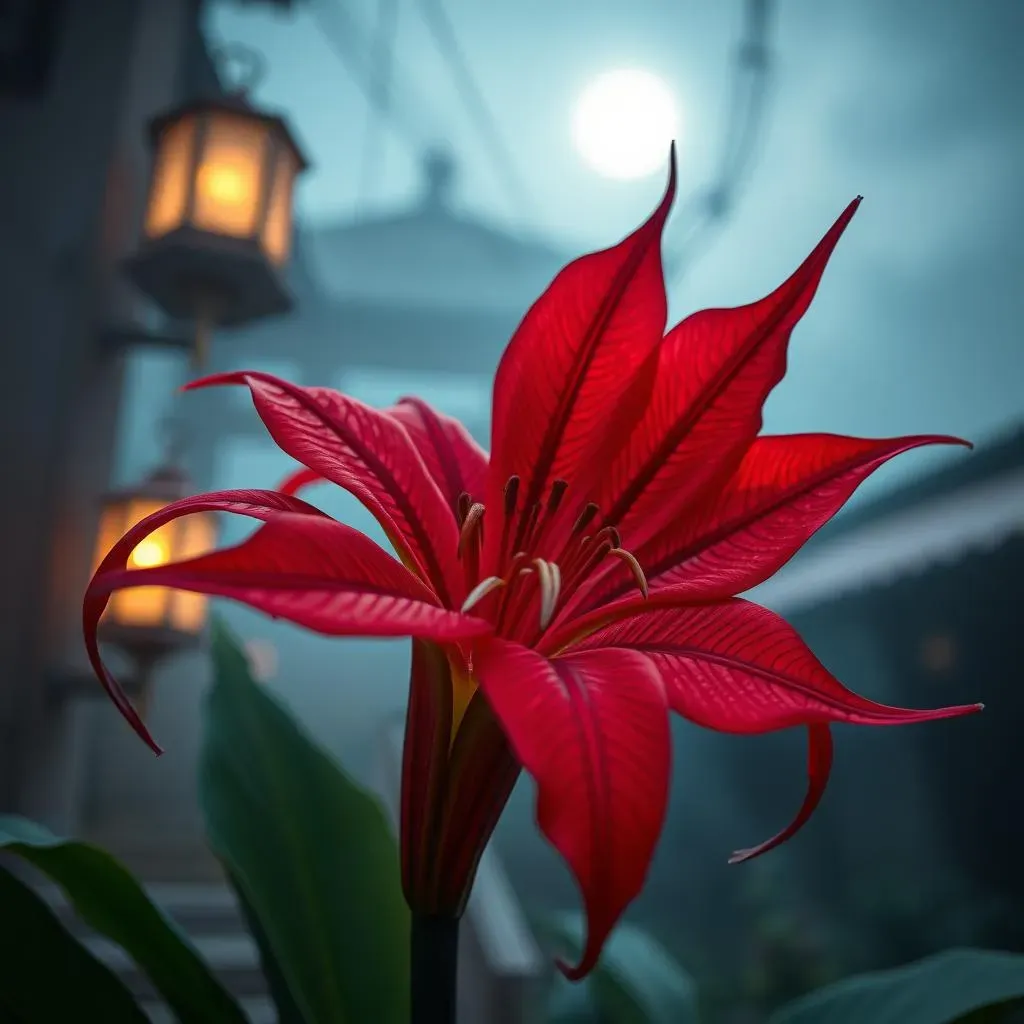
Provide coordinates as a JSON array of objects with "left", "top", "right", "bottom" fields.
[{"left": 37, "top": 882, "right": 275, "bottom": 1023}]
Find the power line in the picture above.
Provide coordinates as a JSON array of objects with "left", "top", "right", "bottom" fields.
[
  {"left": 415, "top": 0, "right": 538, "bottom": 221},
  {"left": 309, "top": 0, "right": 433, "bottom": 150},
  {"left": 667, "top": 0, "right": 775, "bottom": 288},
  {"left": 358, "top": 0, "right": 400, "bottom": 204}
]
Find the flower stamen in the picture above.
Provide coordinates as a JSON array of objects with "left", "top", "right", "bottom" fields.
[
  {"left": 457, "top": 502, "right": 485, "bottom": 559},
  {"left": 533, "top": 558, "right": 562, "bottom": 629},
  {"left": 608, "top": 547, "right": 649, "bottom": 599},
  {"left": 461, "top": 575, "right": 506, "bottom": 614}
]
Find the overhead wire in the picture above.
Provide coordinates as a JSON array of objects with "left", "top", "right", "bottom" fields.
[
  {"left": 667, "top": 0, "right": 775, "bottom": 289},
  {"left": 358, "top": 0, "right": 400, "bottom": 204},
  {"left": 414, "top": 0, "right": 538, "bottom": 221},
  {"left": 310, "top": 0, "right": 432, "bottom": 150}
]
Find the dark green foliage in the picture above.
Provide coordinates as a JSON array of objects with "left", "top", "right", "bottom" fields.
[
  {"left": 0, "top": 815, "right": 245, "bottom": 1023},
  {"left": 198, "top": 618, "right": 411, "bottom": 1023}
]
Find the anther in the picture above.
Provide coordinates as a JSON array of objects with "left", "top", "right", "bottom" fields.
[
  {"left": 571, "top": 502, "right": 600, "bottom": 536},
  {"left": 457, "top": 502, "right": 485, "bottom": 558},
  {"left": 532, "top": 559, "right": 562, "bottom": 630},
  {"left": 461, "top": 575, "right": 506, "bottom": 614},
  {"left": 609, "top": 548, "right": 649, "bottom": 599},
  {"left": 503, "top": 475, "right": 520, "bottom": 517},
  {"left": 457, "top": 491, "right": 472, "bottom": 526},
  {"left": 546, "top": 478, "right": 569, "bottom": 514}
]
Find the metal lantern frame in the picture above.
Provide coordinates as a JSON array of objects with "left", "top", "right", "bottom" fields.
[
  {"left": 93, "top": 458, "right": 218, "bottom": 674},
  {"left": 123, "top": 91, "right": 310, "bottom": 331}
]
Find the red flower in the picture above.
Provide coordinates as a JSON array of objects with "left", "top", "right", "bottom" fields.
[{"left": 84, "top": 149, "right": 981, "bottom": 979}]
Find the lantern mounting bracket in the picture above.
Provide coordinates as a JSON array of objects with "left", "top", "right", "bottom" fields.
[
  {"left": 45, "top": 667, "right": 149, "bottom": 705},
  {"left": 99, "top": 324, "right": 195, "bottom": 355}
]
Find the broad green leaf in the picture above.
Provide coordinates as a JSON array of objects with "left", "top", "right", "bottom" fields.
[
  {"left": 225, "top": 865, "right": 306, "bottom": 1024},
  {"left": 198, "top": 619, "right": 410, "bottom": 1024},
  {"left": 0, "top": 815, "right": 246, "bottom": 1024},
  {"left": 544, "top": 912, "right": 700, "bottom": 1024},
  {"left": 0, "top": 864, "right": 148, "bottom": 1023},
  {"left": 769, "top": 948, "right": 1024, "bottom": 1024}
]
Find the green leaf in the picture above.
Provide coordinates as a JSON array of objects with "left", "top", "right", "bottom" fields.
[
  {"left": 0, "top": 864, "right": 149, "bottom": 1023},
  {"left": 768, "top": 948, "right": 1024, "bottom": 1024},
  {"left": 0, "top": 815, "right": 247, "bottom": 1024},
  {"left": 225, "top": 865, "right": 306, "bottom": 1024},
  {"left": 543, "top": 912, "right": 700, "bottom": 1024},
  {"left": 198, "top": 618, "right": 410, "bottom": 1024}
]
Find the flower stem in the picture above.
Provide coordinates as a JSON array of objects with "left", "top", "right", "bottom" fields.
[{"left": 411, "top": 913, "right": 460, "bottom": 1024}]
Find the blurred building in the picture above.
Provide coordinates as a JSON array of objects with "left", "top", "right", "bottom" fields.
[
  {"left": 742, "top": 425, "right": 1024, "bottom": 958},
  {"left": 0, "top": 0, "right": 556, "bottom": 1018}
]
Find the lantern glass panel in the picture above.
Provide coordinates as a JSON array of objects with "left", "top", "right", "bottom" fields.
[
  {"left": 95, "top": 498, "right": 215, "bottom": 634},
  {"left": 262, "top": 143, "right": 298, "bottom": 264},
  {"left": 168, "top": 512, "right": 216, "bottom": 633},
  {"left": 144, "top": 115, "right": 198, "bottom": 239},
  {"left": 190, "top": 112, "right": 270, "bottom": 239}
]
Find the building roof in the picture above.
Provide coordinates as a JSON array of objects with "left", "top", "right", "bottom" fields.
[
  {"left": 749, "top": 425, "right": 1024, "bottom": 614},
  {"left": 299, "top": 151, "right": 571, "bottom": 315}
]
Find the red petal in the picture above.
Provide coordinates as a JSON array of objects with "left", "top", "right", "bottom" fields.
[
  {"left": 400, "top": 641, "right": 454, "bottom": 911},
  {"left": 591, "top": 198, "right": 862, "bottom": 551},
  {"left": 185, "top": 372, "right": 462, "bottom": 605},
  {"left": 85, "top": 490, "right": 489, "bottom": 753},
  {"left": 570, "top": 599, "right": 982, "bottom": 731},
  {"left": 277, "top": 466, "right": 322, "bottom": 496},
  {"left": 389, "top": 396, "right": 489, "bottom": 512},
  {"left": 580, "top": 432, "right": 970, "bottom": 615},
  {"left": 484, "top": 149, "right": 676, "bottom": 560},
  {"left": 729, "top": 723, "right": 833, "bottom": 864},
  {"left": 473, "top": 639, "right": 670, "bottom": 979},
  {"left": 641, "top": 433, "right": 971, "bottom": 600},
  {"left": 430, "top": 691, "right": 520, "bottom": 914}
]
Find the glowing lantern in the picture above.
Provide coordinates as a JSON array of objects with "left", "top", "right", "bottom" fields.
[
  {"left": 93, "top": 460, "right": 216, "bottom": 668},
  {"left": 123, "top": 76, "right": 309, "bottom": 359}
]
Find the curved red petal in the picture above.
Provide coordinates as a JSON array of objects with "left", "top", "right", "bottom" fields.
[
  {"left": 400, "top": 640, "right": 454, "bottom": 911},
  {"left": 430, "top": 691, "right": 520, "bottom": 914},
  {"left": 484, "top": 149, "right": 676, "bottom": 562},
  {"left": 276, "top": 465, "right": 322, "bottom": 496},
  {"left": 569, "top": 599, "right": 983, "bottom": 731},
  {"left": 579, "top": 432, "right": 970, "bottom": 615},
  {"left": 729, "top": 723, "right": 833, "bottom": 864},
  {"left": 593, "top": 198, "right": 863, "bottom": 553},
  {"left": 85, "top": 491, "right": 489, "bottom": 753},
  {"left": 473, "top": 638, "right": 670, "bottom": 980},
  {"left": 185, "top": 372, "right": 462, "bottom": 605},
  {"left": 389, "top": 396, "right": 489, "bottom": 512},
  {"left": 642, "top": 433, "right": 971, "bottom": 599}
]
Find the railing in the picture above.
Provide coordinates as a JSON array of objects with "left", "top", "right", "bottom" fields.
[{"left": 374, "top": 720, "right": 544, "bottom": 1024}]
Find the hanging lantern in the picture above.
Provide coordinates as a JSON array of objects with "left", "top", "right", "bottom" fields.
[
  {"left": 123, "top": 45, "right": 309, "bottom": 361},
  {"left": 92, "top": 459, "right": 216, "bottom": 670}
]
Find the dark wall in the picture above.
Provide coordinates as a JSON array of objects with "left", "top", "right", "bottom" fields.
[{"left": 0, "top": 0, "right": 206, "bottom": 821}]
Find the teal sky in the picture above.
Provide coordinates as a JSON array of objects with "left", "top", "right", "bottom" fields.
[{"left": 120, "top": 0, "right": 1023, "bottom": 501}]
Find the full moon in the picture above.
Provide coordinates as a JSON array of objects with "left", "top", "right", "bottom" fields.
[{"left": 572, "top": 69, "right": 679, "bottom": 180}]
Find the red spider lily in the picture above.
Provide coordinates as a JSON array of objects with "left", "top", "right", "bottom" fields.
[{"left": 83, "top": 148, "right": 982, "bottom": 980}]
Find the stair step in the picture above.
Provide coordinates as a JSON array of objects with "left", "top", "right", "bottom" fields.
[
  {"left": 82, "top": 932, "right": 267, "bottom": 999},
  {"left": 141, "top": 995, "right": 276, "bottom": 1023},
  {"left": 33, "top": 883, "right": 271, "bottom": 1014},
  {"left": 36, "top": 882, "right": 248, "bottom": 934}
]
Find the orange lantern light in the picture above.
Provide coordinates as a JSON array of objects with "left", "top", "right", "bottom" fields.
[
  {"left": 123, "top": 77, "right": 309, "bottom": 351},
  {"left": 93, "top": 460, "right": 216, "bottom": 671}
]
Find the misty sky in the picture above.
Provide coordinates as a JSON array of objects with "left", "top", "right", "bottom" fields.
[
  {"left": 99, "top": 0, "right": 1023, "bottom": 915},
  {"left": 118, "top": 0, "right": 1024, "bottom": 496},
  {"left": 199, "top": 0, "right": 1023, "bottom": 483}
]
